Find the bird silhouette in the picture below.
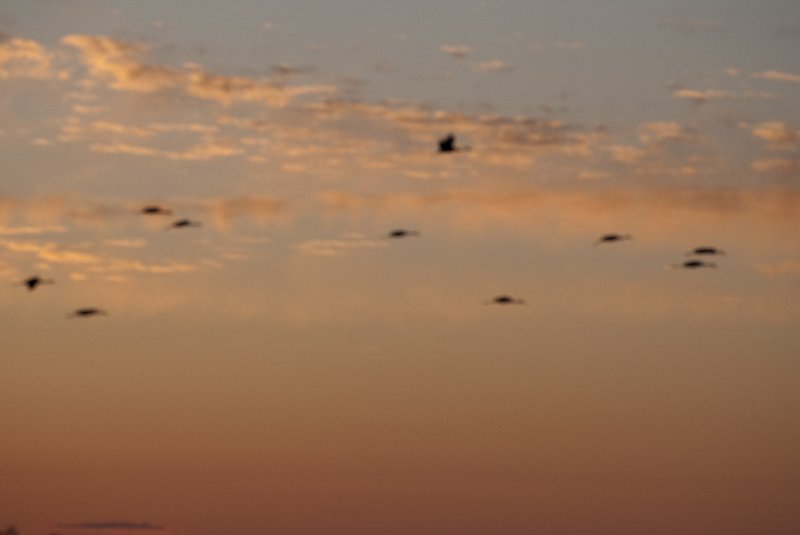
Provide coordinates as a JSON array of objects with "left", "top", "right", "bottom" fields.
[
  {"left": 66, "top": 307, "right": 108, "bottom": 318},
  {"left": 438, "top": 133, "right": 470, "bottom": 153},
  {"left": 141, "top": 205, "right": 173, "bottom": 216},
  {"left": 595, "top": 233, "right": 633, "bottom": 245},
  {"left": 670, "top": 259, "right": 718, "bottom": 270},
  {"left": 20, "top": 275, "right": 54, "bottom": 291},
  {"left": 686, "top": 246, "right": 725, "bottom": 256},
  {"left": 387, "top": 229, "right": 420, "bottom": 239},
  {"left": 165, "top": 218, "right": 201, "bottom": 230},
  {"left": 485, "top": 295, "right": 525, "bottom": 305}
]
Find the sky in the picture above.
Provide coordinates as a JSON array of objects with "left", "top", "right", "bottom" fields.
[{"left": 1, "top": 1, "right": 799, "bottom": 534}]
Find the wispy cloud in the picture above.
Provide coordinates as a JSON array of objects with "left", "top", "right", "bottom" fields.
[
  {"left": 63, "top": 34, "right": 336, "bottom": 107},
  {"left": 0, "top": 224, "right": 67, "bottom": 235},
  {"left": 638, "top": 121, "right": 696, "bottom": 145},
  {"left": 0, "top": 239, "right": 100, "bottom": 264},
  {"left": 320, "top": 186, "right": 800, "bottom": 228},
  {"left": 196, "top": 195, "right": 286, "bottom": 229},
  {"left": 471, "top": 60, "right": 513, "bottom": 73},
  {"left": 609, "top": 145, "right": 646, "bottom": 164},
  {"left": 671, "top": 88, "right": 733, "bottom": 104},
  {"left": 440, "top": 44, "right": 472, "bottom": 59},
  {"left": 751, "top": 70, "right": 800, "bottom": 83},
  {"left": 292, "top": 233, "right": 389, "bottom": 256},
  {"left": 751, "top": 157, "right": 800, "bottom": 175},
  {"left": 88, "top": 259, "right": 200, "bottom": 275},
  {"left": 103, "top": 238, "right": 148, "bottom": 249},
  {"left": 0, "top": 36, "right": 66, "bottom": 80},
  {"left": 751, "top": 121, "right": 799, "bottom": 146}
]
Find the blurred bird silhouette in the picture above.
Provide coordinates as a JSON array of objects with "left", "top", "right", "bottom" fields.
[
  {"left": 595, "top": 233, "right": 633, "bottom": 245},
  {"left": 485, "top": 295, "right": 525, "bottom": 305},
  {"left": 20, "top": 275, "right": 54, "bottom": 291},
  {"left": 686, "top": 246, "right": 725, "bottom": 256},
  {"left": 670, "top": 259, "right": 718, "bottom": 270},
  {"left": 141, "top": 205, "right": 173, "bottom": 216},
  {"left": 438, "top": 133, "right": 470, "bottom": 153},
  {"left": 165, "top": 218, "right": 201, "bottom": 230},
  {"left": 66, "top": 307, "right": 108, "bottom": 318},
  {"left": 387, "top": 229, "right": 420, "bottom": 239}
]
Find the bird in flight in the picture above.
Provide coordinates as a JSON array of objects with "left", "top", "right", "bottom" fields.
[
  {"left": 594, "top": 233, "right": 633, "bottom": 245},
  {"left": 438, "top": 133, "right": 470, "bottom": 153},
  {"left": 66, "top": 307, "right": 108, "bottom": 318},
  {"left": 686, "top": 246, "right": 725, "bottom": 256},
  {"left": 141, "top": 205, "right": 173, "bottom": 216},
  {"left": 670, "top": 259, "right": 718, "bottom": 270},
  {"left": 485, "top": 295, "right": 525, "bottom": 305},
  {"left": 165, "top": 218, "right": 202, "bottom": 230},
  {"left": 20, "top": 275, "right": 54, "bottom": 291},
  {"left": 387, "top": 229, "right": 420, "bottom": 239}
]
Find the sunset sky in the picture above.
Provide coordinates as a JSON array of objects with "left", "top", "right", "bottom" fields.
[{"left": 2, "top": 1, "right": 799, "bottom": 534}]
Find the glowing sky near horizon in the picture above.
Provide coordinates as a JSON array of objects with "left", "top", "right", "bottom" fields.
[{"left": 1, "top": 1, "right": 799, "bottom": 534}]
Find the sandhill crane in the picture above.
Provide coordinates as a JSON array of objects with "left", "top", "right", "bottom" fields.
[
  {"left": 686, "top": 246, "right": 725, "bottom": 256},
  {"left": 20, "top": 275, "right": 54, "bottom": 291},
  {"left": 387, "top": 229, "right": 420, "bottom": 239},
  {"left": 438, "top": 133, "right": 470, "bottom": 153},
  {"left": 66, "top": 307, "right": 108, "bottom": 318},
  {"left": 165, "top": 218, "right": 201, "bottom": 230},
  {"left": 141, "top": 205, "right": 173, "bottom": 216},
  {"left": 594, "top": 233, "right": 633, "bottom": 245},
  {"left": 485, "top": 295, "right": 525, "bottom": 305},
  {"left": 669, "top": 259, "right": 718, "bottom": 270}
]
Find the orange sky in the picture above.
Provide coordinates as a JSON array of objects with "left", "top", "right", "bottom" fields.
[{"left": 1, "top": 1, "right": 799, "bottom": 534}]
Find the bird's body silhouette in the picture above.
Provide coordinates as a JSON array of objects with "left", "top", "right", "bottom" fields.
[
  {"left": 166, "top": 218, "right": 201, "bottom": 230},
  {"left": 141, "top": 205, "right": 173, "bottom": 216},
  {"left": 687, "top": 246, "right": 725, "bottom": 256},
  {"left": 595, "top": 233, "right": 633, "bottom": 245},
  {"left": 21, "top": 275, "right": 54, "bottom": 291},
  {"left": 66, "top": 307, "right": 108, "bottom": 318},
  {"left": 485, "top": 295, "right": 525, "bottom": 305},
  {"left": 671, "top": 259, "right": 718, "bottom": 270},
  {"left": 387, "top": 229, "right": 420, "bottom": 239},
  {"left": 438, "top": 133, "right": 469, "bottom": 153}
]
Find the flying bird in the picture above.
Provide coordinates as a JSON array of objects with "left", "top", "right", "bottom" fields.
[
  {"left": 141, "top": 205, "right": 173, "bottom": 216},
  {"left": 485, "top": 295, "right": 525, "bottom": 305},
  {"left": 166, "top": 218, "right": 202, "bottom": 230},
  {"left": 686, "top": 246, "right": 725, "bottom": 256},
  {"left": 438, "top": 133, "right": 470, "bottom": 153},
  {"left": 20, "top": 275, "right": 54, "bottom": 291},
  {"left": 595, "top": 233, "right": 633, "bottom": 245},
  {"left": 66, "top": 307, "right": 108, "bottom": 318},
  {"left": 669, "top": 259, "right": 718, "bottom": 270},
  {"left": 387, "top": 229, "right": 420, "bottom": 239}
]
